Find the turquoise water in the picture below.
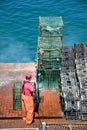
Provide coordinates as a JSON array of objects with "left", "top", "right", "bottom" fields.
[{"left": 0, "top": 0, "right": 87, "bottom": 62}]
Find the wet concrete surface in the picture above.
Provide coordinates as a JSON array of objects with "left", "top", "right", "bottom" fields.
[
  {"left": 0, "top": 63, "right": 36, "bottom": 87},
  {"left": 0, "top": 63, "right": 87, "bottom": 128}
]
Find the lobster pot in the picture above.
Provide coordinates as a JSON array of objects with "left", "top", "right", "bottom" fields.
[
  {"left": 39, "top": 16, "right": 63, "bottom": 37},
  {"left": 74, "top": 43, "right": 84, "bottom": 52},
  {"left": 74, "top": 43, "right": 86, "bottom": 60},
  {"left": 84, "top": 43, "right": 87, "bottom": 55},
  {"left": 80, "top": 80, "right": 87, "bottom": 90},
  {"left": 61, "top": 66, "right": 75, "bottom": 73},
  {"left": 75, "top": 43, "right": 87, "bottom": 53},
  {"left": 81, "top": 101, "right": 87, "bottom": 120},
  {"left": 62, "top": 61, "right": 73, "bottom": 67},
  {"left": 75, "top": 58, "right": 87, "bottom": 65},
  {"left": 82, "top": 113, "right": 87, "bottom": 121},
  {"left": 13, "top": 82, "right": 21, "bottom": 110},
  {"left": 62, "top": 52, "right": 74, "bottom": 59},
  {"left": 61, "top": 46, "right": 75, "bottom": 69},
  {"left": 38, "top": 49, "right": 62, "bottom": 59},
  {"left": 75, "top": 59, "right": 87, "bottom": 71},
  {"left": 65, "top": 110, "right": 79, "bottom": 120},
  {"left": 32, "top": 83, "right": 40, "bottom": 112},
  {"left": 62, "top": 46, "right": 73, "bottom": 51},
  {"left": 64, "top": 99, "right": 80, "bottom": 120},
  {"left": 38, "top": 37, "right": 62, "bottom": 50},
  {"left": 37, "top": 69, "right": 60, "bottom": 89},
  {"left": 38, "top": 58, "right": 61, "bottom": 69},
  {"left": 61, "top": 78, "right": 78, "bottom": 91},
  {"left": 76, "top": 52, "right": 85, "bottom": 59},
  {"left": 13, "top": 82, "right": 39, "bottom": 112},
  {"left": 62, "top": 85, "right": 79, "bottom": 95},
  {"left": 61, "top": 60, "right": 74, "bottom": 67},
  {"left": 62, "top": 46, "right": 74, "bottom": 55}
]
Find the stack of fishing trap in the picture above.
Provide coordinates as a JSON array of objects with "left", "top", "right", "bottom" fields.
[
  {"left": 74, "top": 42, "right": 87, "bottom": 120},
  {"left": 60, "top": 46, "right": 80, "bottom": 119},
  {"left": 13, "top": 81, "right": 39, "bottom": 112},
  {"left": 36, "top": 16, "right": 63, "bottom": 90},
  {"left": 39, "top": 16, "right": 63, "bottom": 37}
]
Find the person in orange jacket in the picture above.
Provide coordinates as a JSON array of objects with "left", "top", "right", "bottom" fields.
[{"left": 21, "top": 73, "right": 35, "bottom": 125}]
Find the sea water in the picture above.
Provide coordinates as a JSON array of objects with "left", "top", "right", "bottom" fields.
[{"left": 0, "top": 0, "right": 87, "bottom": 62}]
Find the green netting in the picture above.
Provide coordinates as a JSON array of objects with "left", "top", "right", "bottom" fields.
[
  {"left": 38, "top": 49, "right": 62, "bottom": 59},
  {"left": 38, "top": 58, "right": 61, "bottom": 69},
  {"left": 39, "top": 27, "right": 63, "bottom": 37},
  {"left": 13, "top": 82, "right": 39, "bottom": 111},
  {"left": 32, "top": 83, "right": 40, "bottom": 112},
  {"left": 36, "top": 16, "right": 63, "bottom": 90},
  {"left": 39, "top": 16, "right": 63, "bottom": 36},
  {"left": 37, "top": 69, "right": 60, "bottom": 89},
  {"left": 39, "top": 16, "right": 63, "bottom": 27},
  {"left": 38, "top": 37, "right": 62, "bottom": 49},
  {"left": 13, "top": 82, "right": 21, "bottom": 110}
]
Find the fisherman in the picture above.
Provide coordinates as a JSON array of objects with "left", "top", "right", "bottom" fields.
[{"left": 21, "top": 73, "right": 35, "bottom": 125}]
